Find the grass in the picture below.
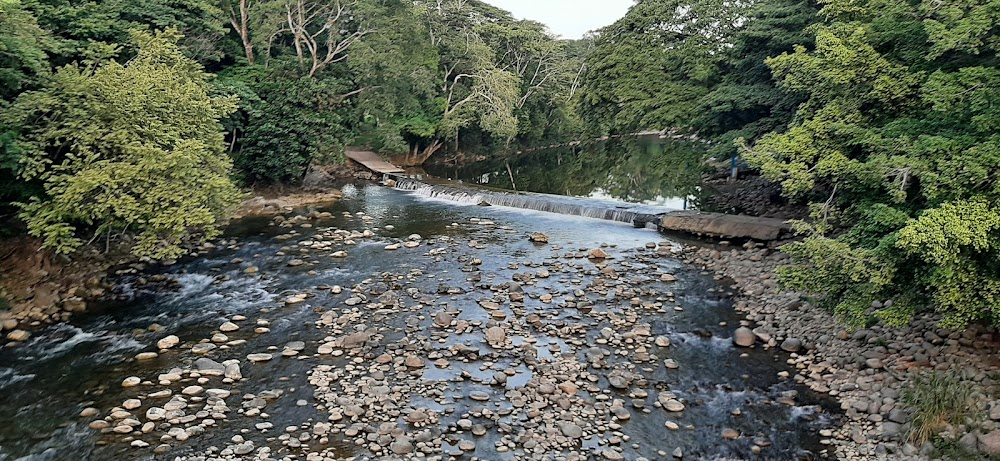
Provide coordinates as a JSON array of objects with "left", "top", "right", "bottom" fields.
[{"left": 902, "top": 372, "right": 976, "bottom": 445}]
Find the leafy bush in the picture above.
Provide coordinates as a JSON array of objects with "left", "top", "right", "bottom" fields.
[{"left": 1, "top": 29, "right": 241, "bottom": 259}]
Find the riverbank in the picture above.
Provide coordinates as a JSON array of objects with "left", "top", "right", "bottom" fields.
[
  {"left": 682, "top": 243, "right": 1000, "bottom": 460},
  {"left": 0, "top": 186, "right": 349, "bottom": 345}
]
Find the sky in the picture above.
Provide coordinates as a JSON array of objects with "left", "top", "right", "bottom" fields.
[{"left": 483, "top": 0, "right": 634, "bottom": 39}]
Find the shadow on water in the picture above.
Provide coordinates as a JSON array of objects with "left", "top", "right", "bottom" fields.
[{"left": 0, "top": 184, "right": 839, "bottom": 461}]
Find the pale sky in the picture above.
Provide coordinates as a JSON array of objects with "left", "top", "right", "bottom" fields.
[{"left": 484, "top": 0, "right": 634, "bottom": 39}]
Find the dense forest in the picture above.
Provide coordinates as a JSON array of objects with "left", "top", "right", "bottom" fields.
[
  {"left": 0, "top": 0, "right": 588, "bottom": 256},
  {"left": 2, "top": 0, "right": 999, "bottom": 330}
]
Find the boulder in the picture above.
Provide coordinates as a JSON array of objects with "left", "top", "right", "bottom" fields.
[{"left": 733, "top": 327, "right": 755, "bottom": 347}]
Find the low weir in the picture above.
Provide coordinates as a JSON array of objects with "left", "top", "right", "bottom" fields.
[
  {"left": 394, "top": 178, "right": 666, "bottom": 225},
  {"left": 393, "top": 178, "right": 793, "bottom": 241}
]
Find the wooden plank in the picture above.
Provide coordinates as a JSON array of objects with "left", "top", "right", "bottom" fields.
[
  {"left": 659, "top": 211, "right": 793, "bottom": 241},
  {"left": 345, "top": 150, "right": 405, "bottom": 174}
]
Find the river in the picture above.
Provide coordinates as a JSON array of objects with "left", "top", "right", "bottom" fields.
[{"left": 0, "top": 154, "right": 837, "bottom": 460}]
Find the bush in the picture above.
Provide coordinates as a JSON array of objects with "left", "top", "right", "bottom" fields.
[{"left": 2, "top": 30, "right": 241, "bottom": 259}]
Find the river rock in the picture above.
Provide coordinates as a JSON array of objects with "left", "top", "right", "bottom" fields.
[
  {"left": 780, "top": 338, "right": 803, "bottom": 353},
  {"left": 135, "top": 352, "right": 158, "bottom": 360},
  {"left": 559, "top": 422, "right": 583, "bottom": 439},
  {"left": 191, "top": 343, "right": 217, "bottom": 354},
  {"left": 225, "top": 362, "right": 242, "bottom": 380},
  {"left": 733, "top": 327, "right": 755, "bottom": 347},
  {"left": 157, "top": 335, "right": 179, "bottom": 349},
  {"left": 123, "top": 399, "right": 142, "bottom": 410},
  {"left": 181, "top": 385, "right": 204, "bottom": 396},
  {"left": 655, "top": 336, "right": 671, "bottom": 347},
  {"left": 529, "top": 233, "right": 549, "bottom": 243},
  {"left": 390, "top": 438, "right": 414, "bottom": 454},
  {"left": 219, "top": 322, "right": 239, "bottom": 332},
  {"left": 247, "top": 353, "right": 273, "bottom": 362},
  {"left": 433, "top": 311, "right": 453, "bottom": 328},
  {"left": 233, "top": 442, "right": 254, "bottom": 455},
  {"left": 6, "top": 330, "right": 30, "bottom": 342},
  {"left": 663, "top": 399, "right": 685, "bottom": 412},
  {"left": 0, "top": 319, "right": 17, "bottom": 331},
  {"left": 979, "top": 431, "right": 1000, "bottom": 455},
  {"left": 122, "top": 376, "right": 141, "bottom": 388},
  {"left": 80, "top": 407, "right": 99, "bottom": 417},
  {"left": 485, "top": 326, "right": 506, "bottom": 345},
  {"left": 589, "top": 248, "right": 609, "bottom": 259},
  {"left": 146, "top": 407, "right": 166, "bottom": 421},
  {"left": 404, "top": 355, "right": 424, "bottom": 368},
  {"left": 195, "top": 358, "right": 226, "bottom": 376}
]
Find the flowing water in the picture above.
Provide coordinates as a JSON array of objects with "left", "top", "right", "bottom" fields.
[{"left": 0, "top": 182, "right": 837, "bottom": 461}]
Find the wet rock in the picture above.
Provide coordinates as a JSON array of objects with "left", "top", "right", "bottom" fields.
[
  {"left": 485, "top": 326, "right": 506, "bottom": 345},
  {"left": 157, "top": 335, "right": 179, "bottom": 349},
  {"left": 6, "top": 330, "right": 30, "bottom": 342},
  {"left": 146, "top": 407, "right": 166, "bottom": 421},
  {"left": 247, "top": 353, "right": 273, "bottom": 362},
  {"left": 122, "top": 376, "right": 141, "bottom": 388},
  {"left": 224, "top": 362, "right": 242, "bottom": 380},
  {"left": 733, "top": 327, "right": 755, "bottom": 347},
  {"left": 181, "top": 385, "right": 204, "bottom": 396},
  {"left": 655, "top": 336, "right": 671, "bottom": 347},
  {"left": 559, "top": 422, "right": 583, "bottom": 439},
  {"left": 589, "top": 248, "right": 609, "bottom": 259},
  {"left": 194, "top": 358, "right": 226, "bottom": 376},
  {"left": 433, "top": 311, "right": 453, "bottom": 328},
  {"left": 390, "top": 438, "right": 414, "bottom": 454},
  {"left": 219, "top": 322, "right": 240, "bottom": 332},
  {"left": 80, "top": 407, "right": 99, "bottom": 418},
  {"left": 404, "top": 355, "right": 424, "bottom": 368},
  {"left": 529, "top": 233, "right": 549, "bottom": 244},
  {"left": 722, "top": 428, "right": 740, "bottom": 439},
  {"left": 135, "top": 352, "right": 158, "bottom": 360},
  {"left": 123, "top": 399, "right": 142, "bottom": 410},
  {"left": 233, "top": 442, "right": 254, "bottom": 455},
  {"left": 191, "top": 343, "right": 217, "bottom": 354}
]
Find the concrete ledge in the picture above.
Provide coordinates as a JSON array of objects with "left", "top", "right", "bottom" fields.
[{"left": 660, "top": 211, "right": 792, "bottom": 241}]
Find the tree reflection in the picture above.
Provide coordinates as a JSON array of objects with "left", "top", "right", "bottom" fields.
[{"left": 425, "top": 136, "right": 706, "bottom": 206}]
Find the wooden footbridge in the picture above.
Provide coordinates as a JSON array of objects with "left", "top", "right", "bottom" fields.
[{"left": 345, "top": 150, "right": 405, "bottom": 175}]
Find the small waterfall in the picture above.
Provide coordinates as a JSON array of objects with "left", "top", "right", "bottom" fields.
[{"left": 395, "top": 179, "right": 672, "bottom": 225}]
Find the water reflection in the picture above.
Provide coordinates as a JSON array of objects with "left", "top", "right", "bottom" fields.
[{"left": 424, "top": 136, "right": 707, "bottom": 207}]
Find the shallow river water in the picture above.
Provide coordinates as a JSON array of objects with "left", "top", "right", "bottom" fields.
[{"left": 0, "top": 183, "right": 837, "bottom": 461}]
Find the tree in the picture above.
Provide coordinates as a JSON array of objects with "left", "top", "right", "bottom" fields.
[
  {"left": 2, "top": 29, "right": 241, "bottom": 259},
  {"left": 741, "top": 0, "right": 1000, "bottom": 328}
]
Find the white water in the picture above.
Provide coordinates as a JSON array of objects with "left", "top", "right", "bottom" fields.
[{"left": 395, "top": 179, "right": 675, "bottom": 225}]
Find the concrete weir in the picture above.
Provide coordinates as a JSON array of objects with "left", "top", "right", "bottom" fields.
[
  {"left": 345, "top": 151, "right": 793, "bottom": 242},
  {"left": 394, "top": 178, "right": 793, "bottom": 242},
  {"left": 658, "top": 210, "right": 793, "bottom": 241}
]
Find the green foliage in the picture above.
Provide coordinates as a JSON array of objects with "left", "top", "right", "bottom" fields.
[
  {"left": 218, "top": 66, "right": 349, "bottom": 184},
  {"left": 902, "top": 372, "right": 976, "bottom": 445},
  {"left": 24, "top": 0, "right": 227, "bottom": 65},
  {"left": 579, "top": 0, "right": 819, "bottom": 154},
  {"left": 742, "top": 0, "right": 1000, "bottom": 328},
  {"left": 3, "top": 29, "right": 241, "bottom": 259}
]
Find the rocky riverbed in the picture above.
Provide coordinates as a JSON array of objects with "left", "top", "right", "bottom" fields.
[
  {"left": 682, "top": 244, "right": 1000, "bottom": 460},
  {"left": 0, "top": 184, "right": 843, "bottom": 461}
]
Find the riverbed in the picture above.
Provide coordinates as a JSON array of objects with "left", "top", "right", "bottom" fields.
[{"left": 0, "top": 183, "right": 836, "bottom": 461}]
